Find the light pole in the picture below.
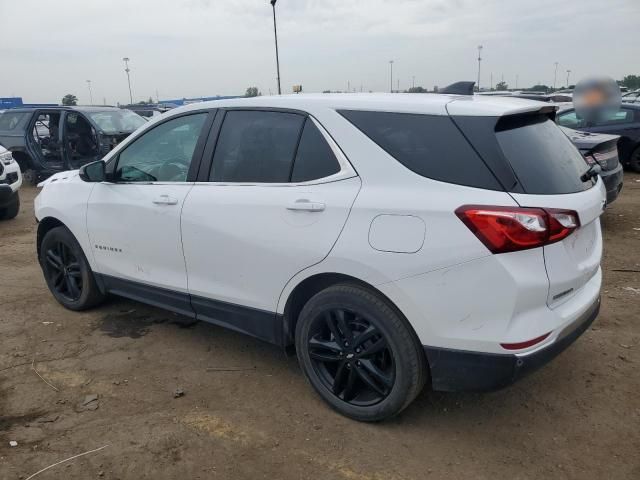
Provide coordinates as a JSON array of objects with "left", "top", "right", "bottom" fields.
[
  {"left": 270, "top": 0, "right": 282, "bottom": 95},
  {"left": 477, "top": 45, "right": 483, "bottom": 91},
  {"left": 86, "top": 80, "right": 93, "bottom": 105},
  {"left": 389, "top": 60, "right": 394, "bottom": 93},
  {"left": 566, "top": 69, "right": 571, "bottom": 88},
  {"left": 553, "top": 62, "right": 559, "bottom": 90},
  {"left": 515, "top": 74, "right": 518, "bottom": 90},
  {"left": 122, "top": 57, "right": 133, "bottom": 104},
  {"left": 412, "top": 76, "right": 415, "bottom": 89}
]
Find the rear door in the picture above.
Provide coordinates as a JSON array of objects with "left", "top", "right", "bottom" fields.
[
  {"left": 181, "top": 109, "right": 360, "bottom": 336},
  {"left": 494, "top": 115, "right": 606, "bottom": 307}
]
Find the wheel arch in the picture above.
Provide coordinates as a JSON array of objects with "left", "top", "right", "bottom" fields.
[
  {"left": 36, "top": 216, "right": 67, "bottom": 257},
  {"left": 280, "top": 272, "right": 420, "bottom": 350}
]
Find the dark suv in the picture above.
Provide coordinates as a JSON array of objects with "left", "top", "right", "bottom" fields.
[{"left": 0, "top": 106, "right": 145, "bottom": 183}]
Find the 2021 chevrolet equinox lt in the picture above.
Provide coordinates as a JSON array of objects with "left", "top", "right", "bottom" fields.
[{"left": 35, "top": 93, "right": 605, "bottom": 421}]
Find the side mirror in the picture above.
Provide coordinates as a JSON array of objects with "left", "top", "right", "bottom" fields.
[{"left": 79, "top": 160, "right": 106, "bottom": 182}]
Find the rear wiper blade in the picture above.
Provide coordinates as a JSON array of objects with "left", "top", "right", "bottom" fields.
[{"left": 580, "top": 164, "right": 601, "bottom": 182}]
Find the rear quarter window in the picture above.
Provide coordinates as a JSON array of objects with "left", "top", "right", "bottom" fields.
[
  {"left": 338, "top": 110, "right": 502, "bottom": 190},
  {"left": 0, "top": 112, "right": 29, "bottom": 131}
]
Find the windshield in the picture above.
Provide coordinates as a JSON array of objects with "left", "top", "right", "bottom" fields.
[{"left": 87, "top": 110, "right": 146, "bottom": 134}]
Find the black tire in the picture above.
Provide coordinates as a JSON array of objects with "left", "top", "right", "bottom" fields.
[
  {"left": 295, "top": 284, "right": 427, "bottom": 422},
  {"left": 39, "top": 226, "right": 106, "bottom": 311},
  {"left": 0, "top": 192, "right": 19, "bottom": 220},
  {"left": 629, "top": 146, "right": 640, "bottom": 173}
]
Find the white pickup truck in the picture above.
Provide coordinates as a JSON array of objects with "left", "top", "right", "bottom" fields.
[{"left": 0, "top": 144, "right": 22, "bottom": 220}]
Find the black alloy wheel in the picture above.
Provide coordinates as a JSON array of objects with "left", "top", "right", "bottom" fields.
[
  {"left": 307, "top": 308, "right": 395, "bottom": 406},
  {"left": 43, "top": 241, "right": 83, "bottom": 302},
  {"left": 296, "top": 284, "right": 427, "bottom": 422}
]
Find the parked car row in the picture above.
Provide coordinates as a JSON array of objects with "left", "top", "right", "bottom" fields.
[
  {"left": 35, "top": 92, "right": 605, "bottom": 420},
  {"left": 0, "top": 144, "right": 22, "bottom": 220}
]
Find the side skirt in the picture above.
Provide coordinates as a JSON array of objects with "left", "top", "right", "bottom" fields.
[{"left": 97, "top": 274, "right": 285, "bottom": 346}]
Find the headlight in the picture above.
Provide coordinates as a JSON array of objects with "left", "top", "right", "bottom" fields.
[{"left": 0, "top": 151, "right": 14, "bottom": 165}]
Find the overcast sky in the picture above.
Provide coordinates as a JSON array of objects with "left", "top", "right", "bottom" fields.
[{"left": 1, "top": 0, "right": 638, "bottom": 104}]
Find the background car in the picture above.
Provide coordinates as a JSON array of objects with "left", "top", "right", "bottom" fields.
[
  {"left": 559, "top": 126, "right": 623, "bottom": 203},
  {"left": 0, "top": 145, "right": 23, "bottom": 219},
  {"left": 622, "top": 90, "right": 640, "bottom": 104},
  {"left": 556, "top": 103, "right": 640, "bottom": 172},
  {"left": 0, "top": 106, "right": 146, "bottom": 183}
]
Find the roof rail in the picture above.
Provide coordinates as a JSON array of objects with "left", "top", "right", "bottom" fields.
[{"left": 440, "top": 81, "right": 475, "bottom": 95}]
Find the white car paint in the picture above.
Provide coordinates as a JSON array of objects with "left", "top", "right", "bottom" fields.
[
  {"left": 34, "top": 93, "right": 605, "bottom": 360},
  {"left": 0, "top": 145, "right": 23, "bottom": 193}
]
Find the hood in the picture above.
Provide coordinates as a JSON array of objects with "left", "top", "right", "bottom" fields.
[
  {"left": 37, "top": 170, "right": 80, "bottom": 188},
  {"left": 559, "top": 126, "right": 619, "bottom": 151}
]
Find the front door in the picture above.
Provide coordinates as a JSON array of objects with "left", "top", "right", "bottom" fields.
[
  {"left": 86, "top": 111, "right": 211, "bottom": 314},
  {"left": 181, "top": 110, "right": 361, "bottom": 340}
]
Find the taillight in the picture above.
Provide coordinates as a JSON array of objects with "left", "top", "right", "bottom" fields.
[{"left": 456, "top": 205, "right": 580, "bottom": 254}]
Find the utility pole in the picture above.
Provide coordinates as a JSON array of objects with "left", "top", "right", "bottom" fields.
[
  {"left": 389, "top": 60, "right": 394, "bottom": 93},
  {"left": 553, "top": 62, "right": 559, "bottom": 90},
  {"left": 515, "top": 74, "right": 518, "bottom": 90},
  {"left": 412, "top": 76, "right": 415, "bottom": 89},
  {"left": 490, "top": 72, "right": 493, "bottom": 91},
  {"left": 270, "top": 0, "right": 282, "bottom": 95},
  {"left": 122, "top": 57, "right": 133, "bottom": 104},
  {"left": 397, "top": 79, "right": 400, "bottom": 92},
  {"left": 566, "top": 69, "right": 571, "bottom": 88},
  {"left": 477, "top": 45, "right": 483, "bottom": 91},
  {"left": 86, "top": 80, "right": 93, "bottom": 105}
]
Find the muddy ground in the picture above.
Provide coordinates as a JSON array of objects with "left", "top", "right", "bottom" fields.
[{"left": 1, "top": 177, "right": 639, "bottom": 480}]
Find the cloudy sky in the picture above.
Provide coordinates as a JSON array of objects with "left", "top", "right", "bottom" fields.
[{"left": 1, "top": 0, "right": 638, "bottom": 104}]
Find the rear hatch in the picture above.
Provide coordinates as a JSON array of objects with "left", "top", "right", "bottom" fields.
[
  {"left": 559, "top": 127, "right": 620, "bottom": 171},
  {"left": 450, "top": 105, "right": 606, "bottom": 308}
]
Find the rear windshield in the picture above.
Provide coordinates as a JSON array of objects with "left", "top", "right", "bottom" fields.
[
  {"left": 338, "top": 110, "right": 501, "bottom": 190},
  {"left": 495, "top": 116, "right": 591, "bottom": 194}
]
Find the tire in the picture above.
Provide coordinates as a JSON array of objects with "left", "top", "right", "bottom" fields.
[
  {"left": 295, "top": 284, "right": 427, "bottom": 422},
  {"left": 39, "top": 226, "right": 106, "bottom": 311},
  {"left": 0, "top": 192, "right": 19, "bottom": 220},
  {"left": 629, "top": 146, "right": 640, "bottom": 173}
]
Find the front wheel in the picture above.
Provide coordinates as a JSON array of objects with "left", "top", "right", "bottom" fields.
[
  {"left": 628, "top": 146, "right": 640, "bottom": 173},
  {"left": 39, "top": 226, "right": 106, "bottom": 310},
  {"left": 295, "top": 284, "right": 427, "bottom": 422}
]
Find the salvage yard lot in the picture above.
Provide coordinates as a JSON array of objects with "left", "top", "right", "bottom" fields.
[{"left": 1, "top": 179, "right": 639, "bottom": 480}]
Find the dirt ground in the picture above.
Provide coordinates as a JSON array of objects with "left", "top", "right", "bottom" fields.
[{"left": 1, "top": 177, "right": 639, "bottom": 480}]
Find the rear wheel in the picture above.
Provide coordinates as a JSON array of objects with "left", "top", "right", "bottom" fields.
[
  {"left": 0, "top": 192, "right": 19, "bottom": 220},
  {"left": 295, "top": 284, "right": 427, "bottom": 422},
  {"left": 629, "top": 146, "right": 640, "bottom": 173},
  {"left": 39, "top": 226, "right": 106, "bottom": 310}
]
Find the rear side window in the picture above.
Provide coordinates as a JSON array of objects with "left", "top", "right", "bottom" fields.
[
  {"left": 339, "top": 110, "right": 501, "bottom": 190},
  {"left": 0, "top": 112, "right": 29, "bottom": 131},
  {"left": 211, "top": 111, "right": 305, "bottom": 183},
  {"left": 495, "top": 116, "right": 590, "bottom": 194},
  {"left": 291, "top": 121, "right": 341, "bottom": 182}
]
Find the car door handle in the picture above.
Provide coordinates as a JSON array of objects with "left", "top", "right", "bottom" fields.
[
  {"left": 152, "top": 195, "right": 178, "bottom": 205},
  {"left": 286, "top": 199, "right": 326, "bottom": 212}
]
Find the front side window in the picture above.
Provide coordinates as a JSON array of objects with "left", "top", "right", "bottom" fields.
[
  {"left": 210, "top": 110, "right": 305, "bottom": 183},
  {"left": 115, "top": 113, "right": 207, "bottom": 182},
  {"left": 88, "top": 110, "right": 146, "bottom": 134}
]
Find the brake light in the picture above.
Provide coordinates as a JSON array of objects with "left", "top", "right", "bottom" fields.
[{"left": 456, "top": 205, "right": 580, "bottom": 254}]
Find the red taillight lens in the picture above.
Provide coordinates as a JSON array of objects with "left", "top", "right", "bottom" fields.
[
  {"left": 500, "top": 332, "right": 551, "bottom": 350},
  {"left": 456, "top": 205, "right": 580, "bottom": 254}
]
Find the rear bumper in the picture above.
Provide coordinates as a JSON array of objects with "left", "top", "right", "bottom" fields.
[
  {"left": 601, "top": 163, "right": 623, "bottom": 204},
  {"left": 424, "top": 296, "right": 600, "bottom": 392}
]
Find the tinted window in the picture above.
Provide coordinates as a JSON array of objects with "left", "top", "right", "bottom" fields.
[
  {"left": 556, "top": 111, "right": 585, "bottom": 129},
  {"left": 496, "top": 116, "right": 591, "bottom": 194},
  {"left": 291, "top": 121, "right": 341, "bottom": 182},
  {"left": 0, "top": 111, "right": 29, "bottom": 131},
  {"left": 115, "top": 113, "right": 207, "bottom": 182},
  {"left": 211, "top": 111, "right": 305, "bottom": 183},
  {"left": 595, "top": 108, "right": 635, "bottom": 126},
  {"left": 339, "top": 110, "right": 501, "bottom": 190}
]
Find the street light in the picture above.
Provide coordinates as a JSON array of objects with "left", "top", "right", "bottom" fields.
[
  {"left": 477, "top": 45, "right": 483, "bottom": 91},
  {"left": 553, "top": 62, "right": 559, "bottom": 90},
  {"left": 122, "top": 57, "right": 133, "bottom": 104},
  {"left": 566, "top": 69, "right": 572, "bottom": 88},
  {"left": 270, "top": 0, "right": 282, "bottom": 95},
  {"left": 389, "top": 60, "right": 394, "bottom": 93},
  {"left": 86, "top": 80, "right": 93, "bottom": 105}
]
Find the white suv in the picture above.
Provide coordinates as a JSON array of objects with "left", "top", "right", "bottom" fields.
[
  {"left": 0, "top": 145, "right": 22, "bottom": 220},
  {"left": 35, "top": 93, "right": 605, "bottom": 421}
]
